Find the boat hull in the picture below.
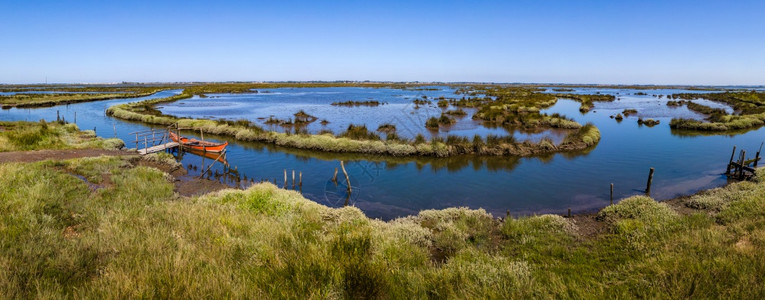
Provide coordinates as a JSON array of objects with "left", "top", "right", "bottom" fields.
[{"left": 169, "top": 131, "right": 228, "bottom": 153}]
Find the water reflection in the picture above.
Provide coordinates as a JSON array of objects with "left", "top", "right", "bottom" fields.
[{"left": 2, "top": 87, "right": 765, "bottom": 220}]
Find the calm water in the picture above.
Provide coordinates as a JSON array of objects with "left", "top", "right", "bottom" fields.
[
  {"left": 2, "top": 87, "right": 763, "bottom": 220},
  {"left": 157, "top": 87, "right": 562, "bottom": 142}
]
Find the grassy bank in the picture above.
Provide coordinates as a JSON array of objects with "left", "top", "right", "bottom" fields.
[
  {"left": 0, "top": 121, "right": 124, "bottom": 152},
  {"left": 106, "top": 90, "right": 601, "bottom": 157},
  {"left": 0, "top": 88, "right": 164, "bottom": 108},
  {"left": 1, "top": 155, "right": 764, "bottom": 298}
]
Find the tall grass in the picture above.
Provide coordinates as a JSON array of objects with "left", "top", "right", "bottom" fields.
[
  {"left": 2, "top": 158, "right": 765, "bottom": 297},
  {"left": 0, "top": 121, "right": 124, "bottom": 152}
]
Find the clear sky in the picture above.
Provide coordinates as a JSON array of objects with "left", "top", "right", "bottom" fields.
[{"left": 1, "top": 0, "right": 764, "bottom": 85}]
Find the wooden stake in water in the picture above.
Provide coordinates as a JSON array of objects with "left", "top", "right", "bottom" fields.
[
  {"left": 738, "top": 150, "right": 747, "bottom": 179},
  {"left": 74, "top": 111, "right": 76, "bottom": 124},
  {"left": 333, "top": 168, "right": 338, "bottom": 183},
  {"left": 283, "top": 169, "right": 287, "bottom": 188},
  {"left": 299, "top": 171, "right": 302, "bottom": 187},
  {"left": 340, "top": 161, "right": 352, "bottom": 194},
  {"left": 610, "top": 183, "right": 614, "bottom": 205},
  {"left": 292, "top": 170, "right": 295, "bottom": 188},
  {"left": 645, "top": 168, "right": 655, "bottom": 196},
  {"left": 726, "top": 145, "right": 737, "bottom": 175}
]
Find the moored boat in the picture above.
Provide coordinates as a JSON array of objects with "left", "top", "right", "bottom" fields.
[{"left": 169, "top": 131, "right": 228, "bottom": 153}]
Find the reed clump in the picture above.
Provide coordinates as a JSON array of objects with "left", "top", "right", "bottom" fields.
[
  {"left": 376, "top": 123, "right": 396, "bottom": 133},
  {"left": 339, "top": 124, "right": 381, "bottom": 141}
]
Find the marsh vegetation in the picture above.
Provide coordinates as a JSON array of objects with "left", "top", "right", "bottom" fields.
[
  {"left": 105, "top": 85, "right": 605, "bottom": 157},
  {"left": 1, "top": 151, "right": 764, "bottom": 298},
  {"left": 670, "top": 91, "right": 765, "bottom": 131},
  {"left": 0, "top": 121, "right": 124, "bottom": 152},
  {"left": 331, "top": 100, "right": 383, "bottom": 107}
]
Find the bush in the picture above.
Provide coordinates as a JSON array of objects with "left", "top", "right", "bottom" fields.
[{"left": 425, "top": 117, "right": 439, "bottom": 129}]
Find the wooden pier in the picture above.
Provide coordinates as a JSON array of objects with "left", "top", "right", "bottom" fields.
[
  {"left": 131, "top": 128, "right": 179, "bottom": 155},
  {"left": 137, "top": 142, "right": 179, "bottom": 155}
]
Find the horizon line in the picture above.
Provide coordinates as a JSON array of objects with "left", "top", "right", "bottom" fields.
[{"left": 1, "top": 80, "right": 763, "bottom": 88}]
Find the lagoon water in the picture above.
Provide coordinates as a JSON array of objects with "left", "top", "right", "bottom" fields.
[{"left": 2, "top": 87, "right": 763, "bottom": 220}]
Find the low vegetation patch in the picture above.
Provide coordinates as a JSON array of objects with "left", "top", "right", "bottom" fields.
[
  {"left": 0, "top": 87, "right": 162, "bottom": 108},
  {"left": 331, "top": 100, "right": 382, "bottom": 107},
  {"left": 376, "top": 123, "right": 396, "bottom": 133},
  {"left": 444, "top": 108, "right": 467, "bottom": 116},
  {"left": 638, "top": 118, "right": 660, "bottom": 127},
  {"left": 622, "top": 108, "right": 638, "bottom": 116}
]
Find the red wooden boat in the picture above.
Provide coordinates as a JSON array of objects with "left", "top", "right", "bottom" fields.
[{"left": 169, "top": 131, "right": 228, "bottom": 153}]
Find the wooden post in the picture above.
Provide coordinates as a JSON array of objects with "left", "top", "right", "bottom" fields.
[
  {"left": 340, "top": 161, "right": 352, "bottom": 194},
  {"left": 726, "top": 146, "right": 737, "bottom": 175},
  {"left": 113, "top": 123, "right": 117, "bottom": 138},
  {"left": 567, "top": 208, "right": 571, "bottom": 218},
  {"left": 332, "top": 168, "right": 338, "bottom": 183},
  {"left": 299, "top": 171, "right": 303, "bottom": 186},
  {"left": 506, "top": 209, "right": 510, "bottom": 219},
  {"left": 74, "top": 111, "right": 76, "bottom": 123},
  {"left": 56, "top": 110, "right": 59, "bottom": 122},
  {"left": 144, "top": 136, "right": 148, "bottom": 151},
  {"left": 738, "top": 150, "right": 747, "bottom": 179},
  {"left": 284, "top": 169, "right": 287, "bottom": 188},
  {"left": 610, "top": 183, "right": 614, "bottom": 205},
  {"left": 292, "top": 170, "right": 295, "bottom": 188},
  {"left": 645, "top": 168, "right": 655, "bottom": 196},
  {"left": 200, "top": 128, "right": 204, "bottom": 140},
  {"left": 755, "top": 151, "right": 761, "bottom": 168}
]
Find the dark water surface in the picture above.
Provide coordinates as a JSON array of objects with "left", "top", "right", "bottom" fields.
[{"left": 2, "top": 87, "right": 763, "bottom": 220}]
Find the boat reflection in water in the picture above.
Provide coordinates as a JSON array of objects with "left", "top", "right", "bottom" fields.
[{"left": 181, "top": 147, "right": 229, "bottom": 167}]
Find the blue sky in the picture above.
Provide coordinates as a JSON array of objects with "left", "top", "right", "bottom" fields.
[{"left": 1, "top": 0, "right": 764, "bottom": 85}]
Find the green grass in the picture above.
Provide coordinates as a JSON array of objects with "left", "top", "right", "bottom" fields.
[
  {"left": 0, "top": 121, "right": 124, "bottom": 152},
  {"left": 2, "top": 158, "right": 765, "bottom": 297}
]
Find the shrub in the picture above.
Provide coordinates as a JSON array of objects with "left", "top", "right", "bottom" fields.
[{"left": 339, "top": 124, "right": 380, "bottom": 141}]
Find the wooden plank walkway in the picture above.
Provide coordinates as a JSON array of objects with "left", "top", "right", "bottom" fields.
[{"left": 137, "top": 142, "right": 179, "bottom": 155}]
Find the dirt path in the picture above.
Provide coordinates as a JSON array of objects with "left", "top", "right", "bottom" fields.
[
  {"left": 0, "top": 149, "right": 138, "bottom": 163},
  {"left": 135, "top": 159, "right": 230, "bottom": 197}
]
